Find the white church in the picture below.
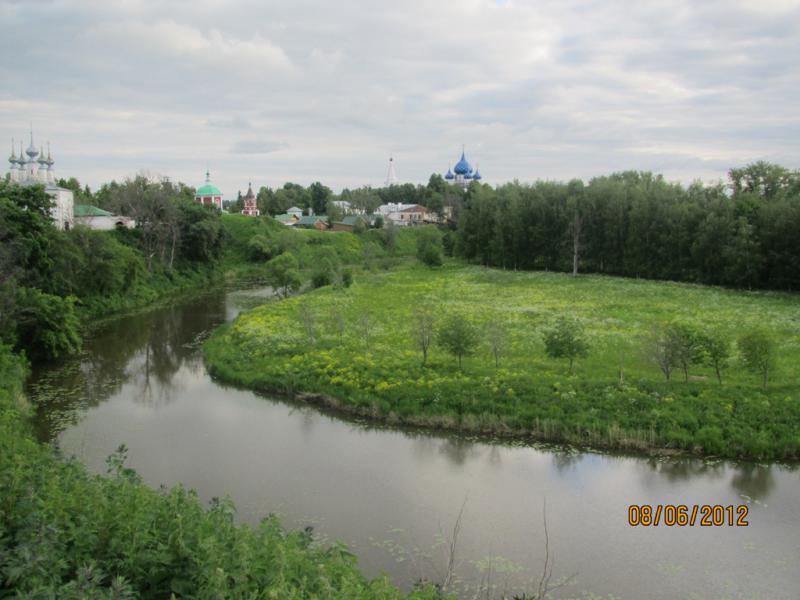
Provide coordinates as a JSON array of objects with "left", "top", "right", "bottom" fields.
[{"left": 7, "top": 131, "right": 74, "bottom": 230}]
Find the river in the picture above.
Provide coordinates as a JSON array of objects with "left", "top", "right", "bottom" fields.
[{"left": 27, "top": 286, "right": 800, "bottom": 599}]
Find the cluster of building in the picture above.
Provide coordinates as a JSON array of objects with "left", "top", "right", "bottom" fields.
[
  {"left": 6, "top": 134, "right": 481, "bottom": 232},
  {"left": 6, "top": 130, "right": 133, "bottom": 230}
]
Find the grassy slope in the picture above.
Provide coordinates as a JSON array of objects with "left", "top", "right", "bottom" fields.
[
  {"left": 205, "top": 262, "right": 800, "bottom": 460},
  {"left": 0, "top": 344, "right": 443, "bottom": 598}
]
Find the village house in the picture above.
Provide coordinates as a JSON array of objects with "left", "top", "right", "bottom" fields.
[
  {"left": 331, "top": 215, "right": 367, "bottom": 232},
  {"left": 294, "top": 215, "right": 328, "bottom": 230},
  {"left": 274, "top": 213, "right": 299, "bottom": 226},
  {"left": 74, "top": 204, "right": 135, "bottom": 230}
]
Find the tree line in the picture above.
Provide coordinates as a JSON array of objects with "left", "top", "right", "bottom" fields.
[{"left": 455, "top": 162, "right": 800, "bottom": 291}]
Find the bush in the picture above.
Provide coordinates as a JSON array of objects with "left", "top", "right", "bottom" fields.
[
  {"left": 416, "top": 228, "right": 443, "bottom": 267},
  {"left": 13, "top": 287, "right": 81, "bottom": 361},
  {"left": 341, "top": 268, "right": 354, "bottom": 287}
]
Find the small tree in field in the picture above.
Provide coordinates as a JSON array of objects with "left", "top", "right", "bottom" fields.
[
  {"left": 667, "top": 322, "right": 704, "bottom": 382},
  {"left": 738, "top": 329, "right": 776, "bottom": 389},
  {"left": 486, "top": 318, "right": 507, "bottom": 368},
  {"left": 543, "top": 317, "right": 588, "bottom": 374},
  {"left": 413, "top": 307, "right": 435, "bottom": 366},
  {"left": 438, "top": 314, "right": 479, "bottom": 370},
  {"left": 699, "top": 330, "right": 730, "bottom": 384},
  {"left": 265, "top": 253, "right": 302, "bottom": 298}
]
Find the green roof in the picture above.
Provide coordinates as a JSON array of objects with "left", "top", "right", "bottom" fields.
[
  {"left": 274, "top": 213, "right": 297, "bottom": 223},
  {"left": 338, "top": 215, "right": 366, "bottom": 226},
  {"left": 196, "top": 184, "right": 222, "bottom": 196},
  {"left": 295, "top": 215, "right": 327, "bottom": 226},
  {"left": 74, "top": 204, "right": 113, "bottom": 217}
]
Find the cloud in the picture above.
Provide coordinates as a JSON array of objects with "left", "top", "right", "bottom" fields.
[
  {"left": 207, "top": 116, "right": 251, "bottom": 129},
  {"left": 230, "top": 140, "right": 289, "bottom": 155},
  {"left": 0, "top": 0, "right": 797, "bottom": 192}
]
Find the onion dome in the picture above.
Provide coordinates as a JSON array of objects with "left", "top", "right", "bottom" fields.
[
  {"left": 46, "top": 142, "right": 54, "bottom": 167},
  {"left": 472, "top": 168, "right": 482, "bottom": 181},
  {"left": 244, "top": 182, "right": 255, "bottom": 199},
  {"left": 445, "top": 167, "right": 454, "bottom": 180},
  {"left": 37, "top": 146, "right": 48, "bottom": 166},
  {"left": 26, "top": 130, "right": 38, "bottom": 159},
  {"left": 464, "top": 172, "right": 473, "bottom": 180},
  {"left": 9, "top": 139, "right": 18, "bottom": 165},
  {"left": 195, "top": 170, "right": 222, "bottom": 196},
  {"left": 453, "top": 150, "right": 472, "bottom": 175}
]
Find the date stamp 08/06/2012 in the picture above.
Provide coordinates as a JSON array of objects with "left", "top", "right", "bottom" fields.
[{"left": 628, "top": 504, "right": 750, "bottom": 527}]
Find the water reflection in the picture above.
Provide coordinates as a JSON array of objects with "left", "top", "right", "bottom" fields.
[{"left": 28, "top": 288, "right": 263, "bottom": 441}]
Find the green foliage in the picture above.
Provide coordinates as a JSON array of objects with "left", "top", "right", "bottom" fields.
[
  {"left": 437, "top": 314, "right": 479, "bottom": 370},
  {"left": 206, "top": 264, "right": 800, "bottom": 460},
  {"left": 341, "top": 268, "right": 354, "bottom": 288},
  {"left": 697, "top": 329, "right": 730, "bottom": 384},
  {"left": 13, "top": 287, "right": 81, "bottom": 361},
  {"left": 266, "top": 252, "right": 302, "bottom": 297},
  {"left": 738, "top": 329, "right": 776, "bottom": 388},
  {"left": 543, "top": 317, "right": 589, "bottom": 374},
  {"left": 416, "top": 227, "right": 444, "bottom": 267}
]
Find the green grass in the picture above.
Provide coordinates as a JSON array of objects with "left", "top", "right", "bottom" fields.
[{"left": 205, "top": 262, "right": 800, "bottom": 460}]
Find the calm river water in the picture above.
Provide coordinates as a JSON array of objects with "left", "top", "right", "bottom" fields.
[{"left": 28, "top": 287, "right": 800, "bottom": 599}]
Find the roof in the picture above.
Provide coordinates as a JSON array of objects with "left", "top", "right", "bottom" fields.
[
  {"left": 295, "top": 215, "right": 327, "bottom": 226},
  {"left": 399, "top": 204, "right": 428, "bottom": 213},
  {"left": 196, "top": 184, "right": 222, "bottom": 197},
  {"left": 274, "top": 213, "right": 298, "bottom": 223},
  {"left": 287, "top": 206, "right": 303, "bottom": 213},
  {"left": 338, "top": 215, "right": 366, "bottom": 226},
  {"left": 74, "top": 204, "right": 113, "bottom": 217}
]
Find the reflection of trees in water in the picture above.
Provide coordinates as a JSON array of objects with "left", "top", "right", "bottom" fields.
[
  {"left": 551, "top": 451, "right": 581, "bottom": 473},
  {"left": 438, "top": 438, "right": 481, "bottom": 466},
  {"left": 638, "top": 457, "right": 726, "bottom": 488},
  {"left": 30, "top": 290, "right": 228, "bottom": 440},
  {"left": 730, "top": 464, "right": 777, "bottom": 501}
]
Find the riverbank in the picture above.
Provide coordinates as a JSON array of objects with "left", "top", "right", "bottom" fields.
[
  {"left": 0, "top": 343, "right": 445, "bottom": 598},
  {"left": 204, "top": 263, "right": 800, "bottom": 461}
]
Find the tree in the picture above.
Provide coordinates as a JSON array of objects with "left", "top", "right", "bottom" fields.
[
  {"left": 667, "top": 322, "right": 704, "bottom": 382},
  {"left": 329, "top": 308, "right": 346, "bottom": 343},
  {"left": 416, "top": 227, "right": 443, "bottom": 267},
  {"left": 699, "top": 330, "right": 730, "bottom": 384},
  {"left": 738, "top": 329, "right": 776, "bottom": 389},
  {"left": 358, "top": 311, "right": 372, "bottom": 350},
  {"left": 543, "top": 317, "right": 588, "bottom": 374},
  {"left": 299, "top": 305, "right": 317, "bottom": 345},
  {"left": 265, "top": 253, "right": 302, "bottom": 298},
  {"left": 486, "top": 318, "right": 507, "bottom": 368},
  {"left": 413, "top": 307, "right": 435, "bottom": 366},
  {"left": 567, "top": 179, "right": 585, "bottom": 276},
  {"left": 645, "top": 323, "right": 681, "bottom": 381},
  {"left": 308, "top": 182, "right": 332, "bottom": 216},
  {"left": 438, "top": 314, "right": 479, "bottom": 370}
]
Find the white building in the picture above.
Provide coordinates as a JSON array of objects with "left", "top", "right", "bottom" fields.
[
  {"left": 74, "top": 205, "right": 135, "bottom": 230},
  {"left": 7, "top": 131, "right": 74, "bottom": 230}
]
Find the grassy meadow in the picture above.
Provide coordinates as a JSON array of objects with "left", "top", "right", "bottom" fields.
[{"left": 205, "top": 262, "right": 800, "bottom": 460}]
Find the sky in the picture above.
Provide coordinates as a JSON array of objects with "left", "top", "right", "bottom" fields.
[{"left": 1, "top": 0, "right": 799, "bottom": 196}]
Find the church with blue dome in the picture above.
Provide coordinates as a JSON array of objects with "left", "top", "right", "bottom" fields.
[{"left": 444, "top": 148, "right": 482, "bottom": 187}]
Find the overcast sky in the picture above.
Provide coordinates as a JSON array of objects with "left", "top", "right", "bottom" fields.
[{"left": 1, "top": 0, "right": 799, "bottom": 196}]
